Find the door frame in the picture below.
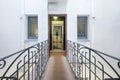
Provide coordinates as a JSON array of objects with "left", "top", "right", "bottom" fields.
[{"left": 48, "top": 14, "right": 67, "bottom": 53}]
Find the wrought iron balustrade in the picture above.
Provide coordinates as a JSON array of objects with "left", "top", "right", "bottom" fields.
[
  {"left": 67, "top": 40, "right": 120, "bottom": 80},
  {"left": 0, "top": 40, "right": 49, "bottom": 80}
]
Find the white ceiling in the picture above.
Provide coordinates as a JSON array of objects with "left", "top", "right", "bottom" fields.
[
  {"left": 48, "top": 0, "right": 68, "bottom": 11},
  {"left": 48, "top": 0, "right": 67, "bottom": 3}
]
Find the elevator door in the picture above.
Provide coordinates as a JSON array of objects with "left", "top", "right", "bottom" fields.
[{"left": 52, "top": 25, "right": 64, "bottom": 50}]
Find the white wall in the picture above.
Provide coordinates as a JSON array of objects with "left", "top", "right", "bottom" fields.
[
  {"left": 67, "top": 0, "right": 91, "bottom": 47},
  {"left": 93, "top": 0, "right": 120, "bottom": 58},
  {"left": 48, "top": 0, "right": 67, "bottom": 14},
  {"left": 0, "top": 0, "right": 120, "bottom": 78},
  {"left": 0, "top": 0, "right": 48, "bottom": 58},
  {"left": 0, "top": 0, "right": 23, "bottom": 58},
  {"left": 24, "top": 0, "right": 48, "bottom": 48},
  {"left": 48, "top": 0, "right": 92, "bottom": 47},
  {"left": 89, "top": 0, "right": 120, "bottom": 77},
  {"left": 1, "top": 0, "right": 120, "bottom": 59}
]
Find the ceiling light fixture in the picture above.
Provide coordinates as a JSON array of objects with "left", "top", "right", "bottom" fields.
[{"left": 53, "top": 16, "right": 58, "bottom": 20}]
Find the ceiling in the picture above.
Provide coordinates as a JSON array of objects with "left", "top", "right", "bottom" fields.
[
  {"left": 48, "top": 0, "right": 66, "bottom": 2},
  {"left": 48, "top": 0, "right": 68, "bottom": 11},
  {"left": 48, "top": 0, "right": 67, "bottom": 4}
]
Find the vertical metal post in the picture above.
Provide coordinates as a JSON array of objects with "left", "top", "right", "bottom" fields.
[
  {"left": 17, "top": 64, "right": 19, "bottom": 80},
  {"left": 24, "top": 55, "right": 27, "bottom": 80},
  {"left": 85, "top": 52, "right": 87, "bottom": 80},
  {"left": 98, "top": 61, "right": 104, "bottom": 80},
  {"left": 41, "top": 42, "right": 43, "bottom": 73},
  {"left": 73, "top": 42, "right": 75, "bottom": 70},
  {"left": 81, "top": 54, "right": 83, "bottom": 79},
  {"left": 28, "top": 49, "right": 30, "bottom": 80},
  {"left": 32, "top": 52, "right": 33, "bottom": 80},
  {"left": 17, "top": 60, "right": 22, "bottom": 80},
  {"left": 35, "top": 52, "right": 37, "bottom": 80},
  {"left": 89, "top": 50, "right": 91, "bottom": 80},
  {"left": 77, "top": 43, "right": 79, "bottom": 79},
  {"left": 40, "top": 42, "right": 42, "bottom": 77},
  {"left": 92, "top": 56, "right": 96, "bottom": 80},
  {"left": 38, "top": 43, "right": 40, "bottom": 79}
]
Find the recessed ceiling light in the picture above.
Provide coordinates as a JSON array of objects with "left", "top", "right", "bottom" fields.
[{"left": 53, "top": 16, "right": 58, "bottom": 20}]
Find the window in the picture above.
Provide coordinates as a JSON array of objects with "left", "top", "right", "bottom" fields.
[
  {"left": 28, "top": 16, "right": 38, "bottom": 39},
  {"left": 77, "top": 16, "right": 87, "bottom": 39}
]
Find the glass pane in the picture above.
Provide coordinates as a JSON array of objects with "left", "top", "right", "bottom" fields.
[
  {"left": 52, "top": 25, "right": 63, "bottom": 49},
  {"left": 28, "top": 16, "right": 38, "bottom": 39},
  {"left": 77, "top": 16, "right": 87, "bottom": 38}
]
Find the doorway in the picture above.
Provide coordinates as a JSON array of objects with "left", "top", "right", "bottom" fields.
[{"left": 48, "top": 14, "right": 67, "bottom": 51}]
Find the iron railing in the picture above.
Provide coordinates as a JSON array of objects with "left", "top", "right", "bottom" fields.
[
  {"left": 67, "top": 40, "right": 120, "bottom": 80},
  {"left": 0, "top": 40, "right": 49, "bottom": 80}
]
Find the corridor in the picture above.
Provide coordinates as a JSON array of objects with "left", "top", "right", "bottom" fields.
[{"left": 42, "top": 51, "right": 75, "bottom": 80}]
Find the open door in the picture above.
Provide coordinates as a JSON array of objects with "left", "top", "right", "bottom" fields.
[{"left": 48, "top": 14, "right": 66, "bottom": 51}]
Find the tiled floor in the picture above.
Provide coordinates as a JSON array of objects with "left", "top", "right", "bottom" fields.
[{"left": 42, "top": 51, "right": 75, "bottom": 80}]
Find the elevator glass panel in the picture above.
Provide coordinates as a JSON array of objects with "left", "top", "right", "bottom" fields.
[{"left": 52, "top": 25, "right": 63, "bottom": 50}]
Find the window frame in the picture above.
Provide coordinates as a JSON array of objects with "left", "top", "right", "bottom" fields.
[
  {"left": 77, "top": 16, "right": 88, "bottom": 39},
  {"left": 27, "top": 16, "right": 38, "bottom": 40}
]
